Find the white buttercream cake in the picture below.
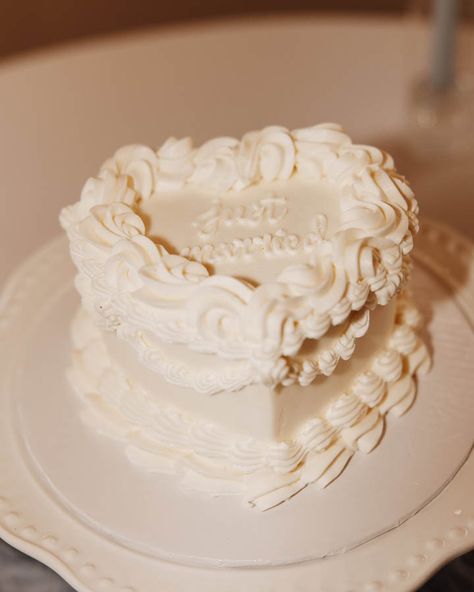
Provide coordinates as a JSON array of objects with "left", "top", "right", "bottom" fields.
[{"left": 60, "top": 123, "right": 430, "bottom": 510}]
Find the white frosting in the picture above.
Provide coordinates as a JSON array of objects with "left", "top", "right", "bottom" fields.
[
  {"left": 60, "top": 123, "right": 418, "bottom": 392},
  {"left": 95, "top": 306, "right": 373, "bottom": 396},
  {"left": 68, "top": 293, "right": 430, "bottom": 511},
  {"left": 101, "top": 299, "right": 396, "bottom": 442},
  {"left": 352, "top": 372, "right": 386, "bottom": 407}
]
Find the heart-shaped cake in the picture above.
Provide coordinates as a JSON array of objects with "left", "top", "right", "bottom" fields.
[{"left": 61, "top": 123, "right": 430, "bottom": 510}]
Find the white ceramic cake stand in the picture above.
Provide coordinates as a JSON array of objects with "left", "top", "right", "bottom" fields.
[{"left": 0, "top": 219, "right": 473, "bottom": 592}]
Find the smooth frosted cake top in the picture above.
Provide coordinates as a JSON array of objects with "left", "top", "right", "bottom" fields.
[{"left": 60, "top": 123, "right": 418, "bottom": 391}]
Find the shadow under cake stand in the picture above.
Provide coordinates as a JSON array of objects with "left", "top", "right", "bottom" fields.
[{"left": 0, "top": 219, "right": 473, "bottom": 592}]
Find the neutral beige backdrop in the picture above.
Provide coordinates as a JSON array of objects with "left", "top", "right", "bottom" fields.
[{"left": 0, "top": 1, "right": 406, "bottom": 58}]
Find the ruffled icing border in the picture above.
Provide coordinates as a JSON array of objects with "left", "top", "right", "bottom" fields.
[
  {"left": 60, "top": 123, "right": 418, "bottom": 390},
  {"left": 68, "top": 293, "right": 430, "bottom": 511},
  {"left": 95, "top": 305, "right": 373, "bottom": 396}
]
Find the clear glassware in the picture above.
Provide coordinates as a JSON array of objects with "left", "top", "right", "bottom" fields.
[
  {"left": 408, "top": 0, "right": 474, "bottom": 161},
  {"left": 402, "top": 1, "right": 474, "bottom": 238}
]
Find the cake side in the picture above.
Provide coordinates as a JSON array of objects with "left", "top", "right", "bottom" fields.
[
  {"left": 98, "top": 299, "right": 396, "bottom": 442},
  {"left": 68, "top": 291, "right": 430, "bottom": 511}
]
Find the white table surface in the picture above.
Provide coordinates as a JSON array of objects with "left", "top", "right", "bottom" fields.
[{"left": 1, "top": 14, "right": 473, "bottom": 289}]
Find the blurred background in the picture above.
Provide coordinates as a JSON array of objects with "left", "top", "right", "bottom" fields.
[
  {"left": 0, "top": 1, "right": 427, "bottom": 59},
  {"left": 0, "top": 1, "right": 473, "bottom": 591}
]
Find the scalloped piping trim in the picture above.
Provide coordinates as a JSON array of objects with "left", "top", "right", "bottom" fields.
[
  {"left": 100, "top": 306, "right": 373, "bottom": 395},
  {"left": 68, "top": 295, "right": 430, "bottom": 511},
  {"left": 60, "top": 123, "right": 418, "bottom": 389}
]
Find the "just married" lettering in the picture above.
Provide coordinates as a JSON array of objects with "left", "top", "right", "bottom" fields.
[{"left": 192, "top": 195, "right": 288, "bottom": 239}]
